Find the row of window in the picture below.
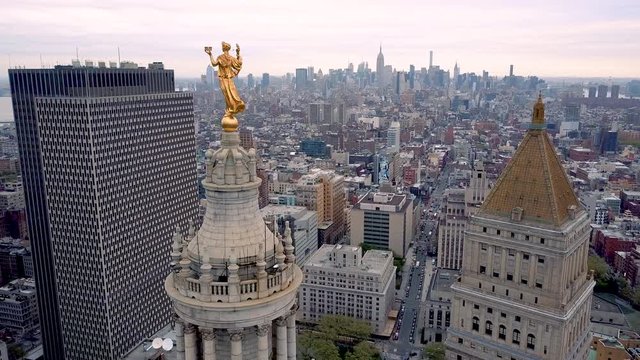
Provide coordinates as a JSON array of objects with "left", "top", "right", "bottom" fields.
[{"left": 469, "top": 317, "right": 537, "bottom": 350}]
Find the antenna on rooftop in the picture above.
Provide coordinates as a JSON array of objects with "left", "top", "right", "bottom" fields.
[
  {"left": 117, "top": 46, "right": 121, "bottom": 67},
  {"left": 75, "top": 46, "right": 79, "bottom": 61}
]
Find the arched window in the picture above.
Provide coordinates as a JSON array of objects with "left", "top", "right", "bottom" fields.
[
  {"left": 527, "top": 334, "right": 536, "bottom": 350},
  {"left": 485, "top": 321, "right": 493, "bottom": 336},
  {"left": 472, "top": 316, "right": 479, "bottom": 331},
  {"left": 512, "top": 329, "right": 521, "bottom": 345},
  {"left": 498, "top": 325, "right": 506, "bottom": 340}
]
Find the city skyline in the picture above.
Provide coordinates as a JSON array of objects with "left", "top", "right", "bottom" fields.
[{"left": 2, "top": 0, "right": 640, "bottom": 79}]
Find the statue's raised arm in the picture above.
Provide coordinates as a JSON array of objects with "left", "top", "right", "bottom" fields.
[{"left": 204, "top": 41, "right": 246, "bottom": 132}]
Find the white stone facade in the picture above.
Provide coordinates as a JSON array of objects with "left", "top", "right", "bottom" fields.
[
  {"left": 299, "top": 244, "right": 395, "bottom": 334},
  {"left": 166, "top": 131, "right": 302, "bottom": 360}
]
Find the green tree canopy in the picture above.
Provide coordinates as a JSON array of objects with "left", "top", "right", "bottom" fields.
[
  {"left": 317, "top": 315, "right": 372, "bottom": 341},
  {"left": 299, "top": 332, "right": 341, "bottom": 360},
  {"left": 424, "top": 342, "right": 446, "bottom": 360},
  {"left": 345, "top": 341, "right": 380, "bottom": 360}
]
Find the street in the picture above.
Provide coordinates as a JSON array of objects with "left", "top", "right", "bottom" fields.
[{"left": 380, "top": 160, "right": 451, "bottom": 360}]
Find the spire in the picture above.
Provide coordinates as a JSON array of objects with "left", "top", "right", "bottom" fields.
[
  {"left": 532, "top": 92, "right": 545, "bottom": 126},
  {"left": 379, "top": 44, "right": 382, "bottom": 54}
]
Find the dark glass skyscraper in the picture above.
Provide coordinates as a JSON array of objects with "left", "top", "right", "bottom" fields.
[{"left": 9, "top": 64, "right": 198, "bottom": 359}]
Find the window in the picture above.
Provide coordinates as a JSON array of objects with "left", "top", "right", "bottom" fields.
[
  {"left": 538, "top": 257, "right": 545, "bottom": 264},
  {"left": 520, "top": 293, "right": 523, "bottom": 300},
  {"left": 483, "top": 227, "right": 487, "bottom": 233},
  {"left": 535, "top": 297, "right": 538, "bottom": 304},
  {"left": 472, "top": 316, "right": 479, "bottom": 331},
  {"left": 527, "top": 334, "right": 536, "bottom": 350},
  {"left": 523, "top": 253, "right": 530, "bottom": 260},
  {"left": 535, "top": 282, "right": 543, "bottom": 289},
  {"left": 501, "top": 312, "right": 506, "bottom": 318},
  {"left": 511, "top": 232, "right": 515, "bottom": 238},
  {"left": 499, "top": 325, "right": 506, "bottom": 340},
  {"left": 497, "top": 230, "right": 501, "bottom": 235},
  {"left": 458, "top": 337, "right": 463, "bottom": 344},
  {"left": 462, "top": 300, "right": 466, "bottom": 307},
  {"left": 525, "top": 235, "right": 530, "bottom": 241},
  {"left": 540, "top": 238, "right": 545, "bottom": 244},
  {"left": 506, "top": 289, "right": 509, "bottom": 296},
  {"left": 485, "top": 321, "right": 493, "bottom": 336},
  {"left": 493, "top": 272, "right": 500, "bottom": 278},
  {"left": 512, "top": 330, "right": 521, "bottom": 345},
  {"left": 479, "top": 282, "right": 482, "bottom": 289},
  {"left": 494, "top": 246, "right": 501, "bottom": 254},
  {"left": 481, "top": 243, "right": 487, "bottom": 251},
  {"left": 479, "top": 265, "right": 486, "bottom": 274},
  {"left": 474, "top": 304, "right": 480, "bottom": 310},
  {"left": 521, "top": 278, "right": 528, "bottom": 285},
  {"left": 487, "top": 307, "right": 493, "bottom": 314},
  {"left": 515, "top": 316, "right": 521, "bottom": 322},
  {"left": 507, "top": 273, "right": 513, "bottom": 281}
]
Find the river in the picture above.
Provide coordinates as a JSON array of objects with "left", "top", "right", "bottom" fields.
[{"left": 0, "top": 97, "right": 13, "bottom": 123}]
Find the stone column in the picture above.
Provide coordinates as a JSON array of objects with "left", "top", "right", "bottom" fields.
[
  {"left": 229, "top": 329, "right": 244, "bottom": 360},
  {"left": 256, "top": 324, "right": 271, "bottom": 360},
  {"left": 201, "top": 328, "right": 216, "bottom": 360},
  {"left": 184, "top": 324, "right": 197, "bottom": 360},
  {"left": 286, "top": 313, "right": 296, "bottom": 360},
  {"left": 175, "top": 317, "right": 185, "bottom": 360},
  {"left": 275, "top": 317, "right": 287, "bottom": 360}
]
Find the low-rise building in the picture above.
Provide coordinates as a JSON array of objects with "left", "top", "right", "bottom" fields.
[
  {"left": 299, "top": 244, "right": 396, "bottom": 334},
  {"left": 423, "top": 269, "right": 457, "bottom": 343},
  {"left": 350, "top": 191, "right": 416, "bottom": 257},
  {"left": 0, "top": 278, "right": 38, "bottom": 336},
  {"left": 261, "top": 204, "right": 319, "bottom": 266}
]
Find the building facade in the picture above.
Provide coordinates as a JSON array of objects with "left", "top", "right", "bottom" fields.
[
  {"left": 261, "top": 204, "right": 319, "bottom": 266},
  {"left": 350, "top": 191, "right": 416, "bottom": 257},
  {"left": 9, "top": 65, "right": 198, "bottom": 359},
  {"left": 299, "top": 244, "right": 395, "bottom": 334},
  {"left": 438, "top": 161, "right": 489, "bottom": 269},
  {"left": 0, "top": 278, "right": 38, "bottom": 336},
  {"left": 166, "top": 129, "right": 302, "bottom": 360},
  {"left": 445, "top": 97, "right": 595, "bottom": 360}
]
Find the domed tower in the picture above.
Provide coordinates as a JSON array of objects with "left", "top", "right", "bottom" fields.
[{"left": 165, "top": 129, "right": 303, "bottom": 360}]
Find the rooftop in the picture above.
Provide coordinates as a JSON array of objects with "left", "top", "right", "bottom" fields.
[{"left": 480, "top": 97, "right": 583, "bottom": 228}]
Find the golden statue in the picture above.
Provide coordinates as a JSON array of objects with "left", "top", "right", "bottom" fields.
[{"left": 205, "top": 42, "right": 245, "bottom": 132}]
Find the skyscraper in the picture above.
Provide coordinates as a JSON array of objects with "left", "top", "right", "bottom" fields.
[
  {"left": 166, "top": 127, "right": 302, "bottom": 360},
  {"left": 387, "top": 121, "right": 400, "bottom": 153},
  {"left": 376, "top": 46, "right": 385, "bottom": 87},
  {"left": 446, "top": 96, "right": 594, "bottom": 360},
  {"left": 295, "top": 68, "right": 308, "bottom": 91},
  {"left": 429, "top": 50, "right": 434, "bottom": 69},
  {"left": 611, "top": 84, "right": 621, "bottom": 99},
  {"left": 261, "top": 73, "right": 270, "bottom": 88},
  {"left": 598, "top": 84, "right": 608, "bottom": 98},
  {"left": 9, "top": 64, "right": 198, "bottom": 359}
]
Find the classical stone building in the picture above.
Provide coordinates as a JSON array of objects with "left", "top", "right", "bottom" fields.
[
  {"left": 299, "top": 244, "right": 396, "bottom": 335},
  {"left": 445, "top": 96, "right": 595, "bottom": 359},
  {"left": 165, "top": 130, "right": 303, "bottom": 360}
]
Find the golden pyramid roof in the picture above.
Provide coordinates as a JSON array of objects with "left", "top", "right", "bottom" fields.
[{"left": 479, "top": 96, "right": 582, "bottom": 228}]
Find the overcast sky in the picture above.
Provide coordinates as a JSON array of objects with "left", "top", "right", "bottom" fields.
[{"left": 2, "top": 0, "right": 640, "bottom": 79}]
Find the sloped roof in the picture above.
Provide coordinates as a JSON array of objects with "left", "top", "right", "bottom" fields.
[{"left": 479, "top": 98, "right": 582, "bottom": 228}]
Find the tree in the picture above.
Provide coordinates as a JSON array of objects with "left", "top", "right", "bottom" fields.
[
  {"left": 317, "top": 315, "right": 372, "bottom": 342},
  {"left": 360, "top": 243, "right": 374, "bottom": 253},
  {"left": 345, "top": 341, "right": 380, "bottom": 360},
  {"left": 588, "top": 255, "right": 614, "bottom": 290},
  {"left": 299, "top": 332, "right": 341, "bottom": 360},
  {"left": 424, "top": 342, "right": 446, "bottom": 360}
]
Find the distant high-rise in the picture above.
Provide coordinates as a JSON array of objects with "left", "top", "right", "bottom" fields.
[
  {"left": 409, "top": 64, "right": 416, "bottom": 89},
  {"left": 247, "top": 73, "right": 255, "bottom": 89},
  {"left": 588, "top": 86, "right": 597, "bottom": 98},
  {"left": 295, "top": 68, "right": 308, "bottom": 91},
  {"left": 598, "top": 84, "right": 608, "bottom": 98},
  {"left": 611, "top": 84, "right": 620, "bottom": 99},
  {"left": 509, "top": 64, "right": 514, "bottom": 77},
  {"left": 387, "top": 121, "right": 401, "bottom": 153},
  {"left": 261, "top": 73, "right": 270, "bottom": 88},
  {"left": 564, "top": 103, "right": 580, "bottom": 123},
  {"left": 446, "top": 96, "right": 594, "bottom": 360},
  {"left": 9, "top": 65, "right": 198, "bottom": 359},
  {"left": 429, "top": 50, "right": 434, "bottom": 69},
  {"left": 376, "top": 45, "right": 385, "bottom": 87}
]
